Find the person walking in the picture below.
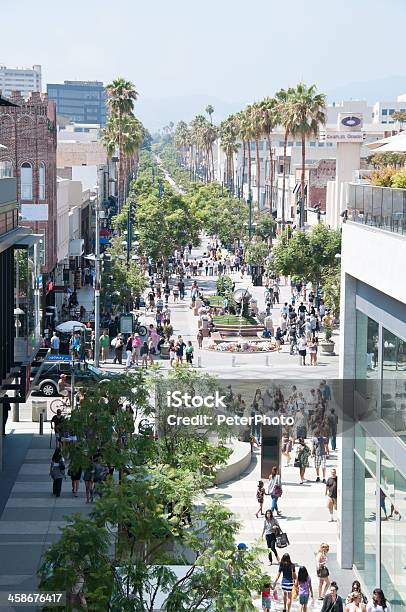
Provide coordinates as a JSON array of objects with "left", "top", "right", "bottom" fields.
[
  {"left": 346, "top": 582, "right": 368, "bottom": 607},
  {"left": 273, "top": 553, "right": 296, "bottom": 612},
  {"left": 326, "top": 468, "right": 338, "bottom": 522},
  {"left": 296, "top": 438, "right": 310, "bottom": 484},
  {"left": 197, "top": 328, "right": 203, "bottom": 349},
  {"left": 320, "top": 582, "right": 344, "bottom": 612},
  {"left": 329, "top": 408, "right": 338, "bottom": 451},
  {"left": 132, "top": 333, "right": 142, "bottom": 366},
  {"left": 316, "top": 542, "right": 330, "bottom": 600},
  {"left": 256, "top": 480, "right": 266, "bottom": 518},
  {"left": 1, "top": 393, "right": 11, "bottom": 436},
  {"left": 366, "top": 588, "right": 391, "bottom": 612},
  {"left": 83, "top": 463, "right": 95, "bottom": 503},
  {"left": 125, "top": 334, "right": 133, "bottom": 370},
  {"left": 50, "top": 448, "right": 66, "bottom": 498},
  {"left": 99, "top": 330, "right": 109, "bottom": 364},
  {"left": 298, "top": 336, "right": 307, "bottom": 366},
  {"left": 68, "top": 464, "right": 82, "bottom": 497},
  {"left": 50, "top": 332, "right": 60, "bottom": 355},
  {"left": 345, "top": 591, "right": 366, "bottom": 612},
  {"left": 140, "top": 341, "right": 150, "bottom": 369},
  {"left": 267, "top": 466, "right": 282, "bottom": 516},
  {"left": 176, "top": 336, "right": 186, "bottom": 364},
  {"left": 261, "top": 509, "right": 280, "bottom": 564},
  {"left": 169, "top": 340, "right": 176, "bottom": 366},
  {"left": 313, "top": 430, "right": 328, "bottom": 483},
  {"left": 260, "top": 581, "right": 275, "bottom": 612},
  {"left": 296, "top": 566, "right": 314, "bottom": 612},
  {"left": 186, "top": 341, "right": 194, "bottom": 365},
  {"left": 113, "top": 334, "right": 124, "bottom": 365}
]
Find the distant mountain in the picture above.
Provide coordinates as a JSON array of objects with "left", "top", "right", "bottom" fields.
[
  {"left": 327, "top": 75, "right": 406, "bottom": 103},
  {"left": 135, "top": 95, "right": 243, "bottom": 132}
]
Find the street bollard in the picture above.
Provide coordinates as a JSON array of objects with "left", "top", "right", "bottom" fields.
[
  {"left": 39, "top": 412, "right": 44, "bottom": 435},
  {"left": 232, "top": 356, "right": 236, "bottom": 367},
  {"left": 265, "top": 356, "right": 270, "bottom": 367},
  {"left": 197, "top": 356, "right": 202, "bottom": 368}
]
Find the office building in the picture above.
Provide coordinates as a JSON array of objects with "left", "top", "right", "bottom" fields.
[
  {"left": 338, "top": 183, "right": 406, "bottom": 611},
  {"left": 0, "top": 64, "right": 41, "bottom": 100},
  {"left": 47, "top": 81, "right": 107, "bottom": 125}
]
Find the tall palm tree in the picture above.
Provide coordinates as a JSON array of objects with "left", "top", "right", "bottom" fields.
[
  {"left": 275, "top": 87, "right": 296, "bottom": 228},
  {"left": 259, "top": 97, "right": 278, "bottom": 212},
  {"left": 205, "top": 104, "right": 214, "bottom": 124},
  {"left": 105, "top": 78, "right": 138, "bottom": 209},
  {"left": 103, "top": 114, "right": 144, "bottom": 197},
  {"left": 174, "top": 121, "right": 190, "bottom": 167},
  {"left": 249, "top": 102, "right": 265, "bottom": 210},
  {"left": 241, "top": 106, "right": 256, "bottom": 204},
  {"left": 220, "top": 115, "right": 240, "bottom": 189},
  {"left": 290, "top": 83, "right": 326, "bottom": 227}
]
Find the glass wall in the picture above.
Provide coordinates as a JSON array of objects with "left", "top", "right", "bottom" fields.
[
  {"left": 382, "top": 328, "right": 406, "bottom": 442},
  {"left": 355, "top": 311, "right": 380, "bottom": 417},
  {"left": 353, "top": 453, "right": 376, "bottom": 594}
]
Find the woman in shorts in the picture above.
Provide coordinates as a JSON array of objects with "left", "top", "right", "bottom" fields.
[{"left": 296, "top": 565, "right": 314, "bottom": 611}]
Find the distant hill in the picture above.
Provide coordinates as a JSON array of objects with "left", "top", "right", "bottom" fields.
[
  {"left": 135, "top": 95, "right": 243, "bottom": 131},
  {"left": 327, "top": 75, "right": 406, "bottom": 103}
]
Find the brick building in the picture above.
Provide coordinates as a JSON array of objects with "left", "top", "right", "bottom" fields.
[{"left": 0, "top": 91, "right": 57, "bottom": 272}]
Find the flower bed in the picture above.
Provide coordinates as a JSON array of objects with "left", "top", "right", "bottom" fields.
[{"left": 208, "top": 340, "right": 276, "bottom": 353}]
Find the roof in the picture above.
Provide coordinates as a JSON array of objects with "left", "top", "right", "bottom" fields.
[
  {"left": 365, "top": 131, "right": 406, "bottom": 152},
  {"left": 0, "top": 94, "right": 18, "bottom": 107}
]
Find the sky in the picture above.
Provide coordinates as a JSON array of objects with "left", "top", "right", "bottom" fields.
[{"left": 2, "top": 0, "right": 406, "bottom": 128}]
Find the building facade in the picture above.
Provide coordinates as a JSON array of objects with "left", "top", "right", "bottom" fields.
[
  {"left": 47, "top": 81, "right": 107, "bottom": 125},
  {"left": 338, "top": 184, "right": 406, "bottom": 610},
  {"left": 0, "top": 91, "right": 57, "bottom": 273},
  {"left": 0, "top": 65, "right": 41, "bottom": 100}
]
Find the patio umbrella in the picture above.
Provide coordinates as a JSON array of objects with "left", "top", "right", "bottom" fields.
[{"left": 56, "top": 320, "right": 86, "bottom": 333}]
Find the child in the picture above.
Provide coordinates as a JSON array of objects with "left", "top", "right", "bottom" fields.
[
  {"left": 186, "top": 341, "right": 194, "bottom": 365},
  {"left": 256, "top": 480, "right": 265, "bottom": 518},
  {"left": 261, "top": 581, "right": 274, "bottom": 612}
]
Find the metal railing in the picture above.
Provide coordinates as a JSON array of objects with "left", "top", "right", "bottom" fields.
[{"left": 347, "top": 183, "right": 406, "bottom": 235}]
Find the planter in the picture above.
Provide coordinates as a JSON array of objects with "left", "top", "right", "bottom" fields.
[
  {"left": 160, "top": 343, "right": 170, "bottom": 359},
  {"left": 321, "top": 340, "right": 335, "bottom": 355}
]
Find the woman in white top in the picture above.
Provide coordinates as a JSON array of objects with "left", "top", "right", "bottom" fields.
[
  {"left": 366, "top": 589, "right": 391, "bottom": 612},
  {"left": 316, "top": 542, "right": 330, "bottom": 600},
  {"left": 345, "top": 591, "right": 366, "bottom": 612}
]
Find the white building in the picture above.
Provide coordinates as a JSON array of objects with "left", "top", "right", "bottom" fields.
[
  {"left": 338, "top": 184, "right": 406, "bottom": 610},
  {"left": 372, "top": 95, "right": 406, "bottom": 125},
  {"left": 0, "top": 65, "right": 41, "bottom": 99}
]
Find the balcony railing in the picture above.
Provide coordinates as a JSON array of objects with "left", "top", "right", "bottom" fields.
[{"left": 347, "top": 183, "right": 406, "bottom": 235}]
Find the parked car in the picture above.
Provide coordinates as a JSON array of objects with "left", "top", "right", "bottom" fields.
[{"left": 31, "top": 360, "right": 115, "bottom": 397}]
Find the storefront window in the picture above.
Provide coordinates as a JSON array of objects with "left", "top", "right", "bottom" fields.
[
  {"left": 355, "top": 312, "right": 380, "bottom": 416},
  {"left": 380, "top": 452, "right": 395, "bottom": 607},
  {"left": 382, "top": 328, "right": 406, "bottom": 439},
  {"left": 353, "top": 455, "right": 376, "bottom": 594},
  {"left": 394, "top": 471, "right": 406, "bottom": 610}
]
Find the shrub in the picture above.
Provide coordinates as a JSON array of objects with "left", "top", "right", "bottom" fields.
[
  {"left": 371, "top": 167, "right": 397, "bottom": 187},
  {"left": 392, "top": 170, "right": 406, "bottom": 189}
]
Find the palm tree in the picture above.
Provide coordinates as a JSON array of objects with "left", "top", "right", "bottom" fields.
[
  {"left": 103, "top": 114, "right": 144, "bottom": 197},
  {"left": 174, "top": 121, "right": 190, "bottom": 167},
  {"left": 259, "top": 97, "right": 278, "bottom": 212},
  {"left": 290, "top": 83, "right": 326, "bottom": 228},
  {"left": 105, "top": 78, "right": 138, "bottom": 209},
  {"left": 241, "top": 106, "right": 256, "bottom": 205},
  {"left": 220, "top": 115, "right": 240, "bottom": 189},
  {"left": 275, "top": 87, "right": 296, "bottom": 228},
  {"left": 249, "top": 102, "right": 265, "bottom": 210},
  {"left": 205, "top": 104, "right": 214, "bottom": 124}
]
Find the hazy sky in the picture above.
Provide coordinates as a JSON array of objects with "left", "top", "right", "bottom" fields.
[{"left": 2, "top": 0, "right": 406, "bottom": 125}]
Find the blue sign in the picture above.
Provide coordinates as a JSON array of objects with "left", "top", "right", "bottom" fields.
[
  {"left": 37, "top": 274, "right": 43, "bottom": 289},
  {"left": 47, "top": 355, "right": 72, "bottom": 362},
  {"left": 341, "top": 115, "right": 361, "bottom": 128}
]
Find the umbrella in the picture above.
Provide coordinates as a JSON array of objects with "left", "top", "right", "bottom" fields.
[
  {"left": 56, "top": 320, "right": 86, "bottom": 333},
  {"left": 366, "top": 132, "right": 406, "bottom": 151}
]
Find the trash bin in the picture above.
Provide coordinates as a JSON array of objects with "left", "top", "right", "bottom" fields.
[{"left": 32, "top": 400, "right": 48, "bottom": 422}]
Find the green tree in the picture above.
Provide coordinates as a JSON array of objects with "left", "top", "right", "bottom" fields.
[
  {"left": 205, "top": 104, "right": 214, "bottom": 124},
  {"left": 270, "top": 224, "right": 341, "bottom": 287},
  {"left": 244, "top": 240, "right": 269, "bottom": 266},
  {"left": 254, "top": 215, "right": 276, "bottom": 245}
]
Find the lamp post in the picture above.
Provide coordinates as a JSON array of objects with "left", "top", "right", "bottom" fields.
[
  {"left": 94, "top": 191, "right": 101, "bottom": 367},
  {"left": 247, "top": 193, "right": 253, "bottom": 241}
]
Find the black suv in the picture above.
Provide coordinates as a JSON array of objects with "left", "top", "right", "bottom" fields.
[{"left": 31, "top": 361, "right": 114, "bottom": 397}]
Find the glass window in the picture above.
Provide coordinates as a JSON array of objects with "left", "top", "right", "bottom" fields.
[
  {"left": 355, "top": 312, "right": 380, "bottom": 411},
  {"left": 353, "top": 454, "right": 377, "bottom": 594},
  {"left": 309, "top": 141, "right": 316, "bottom": 147},
  {"left": 394, "top": 471, "right": 406, "bottom": 610},
  {"left": 382, "top": 109, "right": 388, "bottom": 116},
  {"left": 20, "top": 162, "right": 32, "bottom": 199},
  {"left": 287, "top": 141, "right": 293, "bottom": 146},
  {"left": 382, "top": 328, "right": 406, "bottom": 436},
  {"left": 0, "top": 160, "right": 13, "bottom": 178},
  {"left": 39, "top": 162, "right": 45, "bottom": 199},
  {"left": 389, "top": 109, "right": 395, "bottom": 115}
]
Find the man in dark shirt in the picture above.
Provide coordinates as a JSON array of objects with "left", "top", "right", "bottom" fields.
[
  {"left": 2, "top": 394, "right": 11, "bottom": 435},
  {"left": 51, "top": 409, "right": 65, "bottom": 443},
  {"left": 325, "top": 468, "right": 337, "bottom": 522}
]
